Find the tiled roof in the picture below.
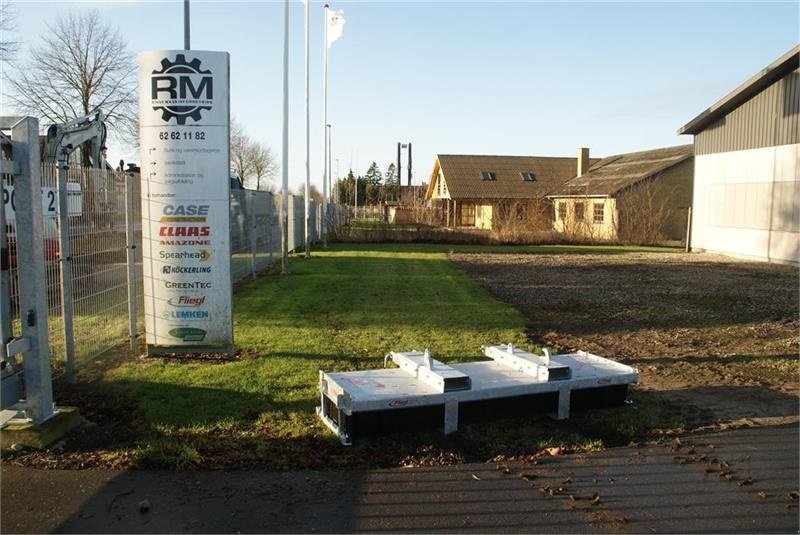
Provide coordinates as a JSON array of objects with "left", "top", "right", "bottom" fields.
[
  {"left": 430, "top": 154, "right": 600, "bottom": 200},
  {"left": 549, "top": 145, "right": 694, "bottom": 197}
]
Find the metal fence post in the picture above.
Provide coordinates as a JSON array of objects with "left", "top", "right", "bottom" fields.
[
  {"left": 268, "top": 193, "right": 274, "bottom": 263},
  {"left": 125, "top": 171, "right": 138, "bottom": 353},
  {"left": 56, "top": 157, "right": 76, "bottom": 383},
  {"left": 249, "top": 190, "right": 257, "bottom": 279},
  {"left": 12, "top": 117, "right": 54, "bottom": 423},
  {"left": 0, "top": 175, "right": 11, "bottom": 363}
]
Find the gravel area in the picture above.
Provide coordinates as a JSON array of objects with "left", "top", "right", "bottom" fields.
[{"left": 451, "top": 251, "right": 799, "bottom": 428}]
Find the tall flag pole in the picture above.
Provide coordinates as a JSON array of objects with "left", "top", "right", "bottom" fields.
[
  {"left": 303, "top": 0, "right": 311, "bottom": 258},
  {"left": 321, "top": 4, "right": 329, "bottom": 247},
  {"left": 280, "top": 0, "right": 290, "bottom": 274},
  {"left": 323, "top": 4, "right": 345, "bottom": 247}
]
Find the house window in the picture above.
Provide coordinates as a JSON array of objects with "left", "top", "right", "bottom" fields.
[
  {"left": 516, "top": 203, "right": 527, "bottom": 220},
  {"left": 593, "top": 202, "right": 604, "bottom": 223},
  {"left": 481, "top": 171, "right": 496, "bottom": 181},
  {"left": 558, "top": 202, "right": 567, "bottom": 221},
  {"left": 437, "top": 178, "right": 442, "bottom": 197},
  {"left": 521, "top": 171, "right": 536, "bottom": 182},
  {"left": 574, "top": 202, "right": 585, "bottom": 221},
  {"left": 459, "top": 203, "right": 476, "bottom": 226}
]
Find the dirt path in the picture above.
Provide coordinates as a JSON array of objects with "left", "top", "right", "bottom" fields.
[{"left": 451, "top": 251, "right": 799, "bottom": 429}]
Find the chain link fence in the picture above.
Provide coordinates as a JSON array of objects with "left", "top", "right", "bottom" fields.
[{"left": 3, "top": 164, "right": 338, "bottom": 375}]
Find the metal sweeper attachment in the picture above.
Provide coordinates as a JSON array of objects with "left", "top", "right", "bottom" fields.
[{"left": 316, "top": 344, "right": 638, "bottom": 445}]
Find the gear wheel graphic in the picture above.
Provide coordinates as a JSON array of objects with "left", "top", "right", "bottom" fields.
[{"left": 151, "top": 54, "right": 213, "bottom": 125}]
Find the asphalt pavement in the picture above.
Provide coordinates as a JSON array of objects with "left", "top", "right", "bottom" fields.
[{"left": 2, "top": 423, "right": 798, "bottom": 533}]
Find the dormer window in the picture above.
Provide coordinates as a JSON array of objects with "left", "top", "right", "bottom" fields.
[
  {"left": 481, "top": 171, "right": 496, "bottom": 181},
  {"left": 521, "top": 171, "right": 536, "bottom": 181}
]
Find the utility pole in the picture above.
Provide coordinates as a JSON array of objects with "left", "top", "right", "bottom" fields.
[{"left": 184, "top": 0, "right": 190, "bottom": 49}]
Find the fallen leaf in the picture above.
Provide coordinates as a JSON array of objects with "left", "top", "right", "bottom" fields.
[
  {"left": 590, "top": 492, "right": 601, "bottom": 505},
  {"left": 758, "top": 492, "right": 768, "bottom": 499},
  {"left": 471, "top": 474, "right": 481, "bottom": 481},
  {"left": 519, "top": 473, "right": 537, "bottom": 482},
  {"left": 737, "top": 477, "right": 754, "bottom": 487},
  {"left": 138, "top": 499, "right": 150, "bottom": 513}
]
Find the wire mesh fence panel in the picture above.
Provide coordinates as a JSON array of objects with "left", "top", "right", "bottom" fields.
[
  {"left": 5, "top": 158, "right": 341, "bottom": 374},
  {"left": 253, "top": 191, "right": 274, "bottom": 272},
  {"left": 62, "top": 165, "right": 134, "bottom": 366},
  {"left": 229, "top": 189, "right": 252, "bottom": 283}
]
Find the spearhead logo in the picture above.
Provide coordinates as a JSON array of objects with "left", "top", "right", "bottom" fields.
[{"left": 150, "top": 54, "right": 213, "bottom": 124}]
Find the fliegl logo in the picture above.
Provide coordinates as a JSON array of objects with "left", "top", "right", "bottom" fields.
[
  {"left": 150, "top": 54, "right": 213, "bottom": 125},
  {"left": 167, "top": 295, "right": 206, "bottom": 307},
  {"left": 160, "top": 204, "right": 209, "bottom": 223}
]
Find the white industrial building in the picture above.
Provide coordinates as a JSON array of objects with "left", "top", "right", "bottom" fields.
[{"left": 679, "top": 46, "right": 799, "bottom": 264}]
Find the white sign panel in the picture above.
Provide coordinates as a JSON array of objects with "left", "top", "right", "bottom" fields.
[
  {"left": 3, "top": 184, "right": 82, "bottom": 222},
  {"left": 138, "top": 50, "right": 233, "bottom": 351}
]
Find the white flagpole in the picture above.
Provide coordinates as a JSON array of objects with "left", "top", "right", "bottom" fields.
[
  {"left": 280, "top": 0, "right": 290, "bottom": 274},
  {"left": 304, "top": 0, "right": 311, "bottom": 258},
  {"left": 322, "top": 3, "right": 329, "bottom": 248}
]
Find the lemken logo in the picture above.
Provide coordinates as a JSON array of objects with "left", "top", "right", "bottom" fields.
[
  {"left": 162, "top": 310, "right": 209, "bottom": 321},
  {"left": 150, "top": 54, "right": 213, "bottom": 125}
]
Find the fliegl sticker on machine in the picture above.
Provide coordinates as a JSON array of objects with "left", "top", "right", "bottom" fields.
[{"left": 139, "top": 50, "right": 233, "bottom": 353}]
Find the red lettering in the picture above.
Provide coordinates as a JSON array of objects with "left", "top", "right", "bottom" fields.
[{"left": 157, "top": 226, "right": 210, "bottom": 237}]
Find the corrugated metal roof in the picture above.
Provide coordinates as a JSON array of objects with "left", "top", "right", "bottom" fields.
[
  {"left": 549, "top": 144, "right": 694, "bottom": 197},
  {"left": 432, "top": 154, "right": 600, "bottom": 200},
  {"left": 678, "top": 45, "right": 800, "bottom": 136}
]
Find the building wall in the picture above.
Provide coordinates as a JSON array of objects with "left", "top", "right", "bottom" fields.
[
  {"left": 431, "top": 170, "right": 450, "bottom": 199},
  {"left": 691, "top": 143, "right": 799, "bottom": 264},
  {"left": 475, "top": 204, "right": 493, "bottom": 229},
  {"left": 696, "top": 68, "right": 799, "bottom": 155},
  {"left": 616, "top": 158, "right": 694, "bottom": 242},
  {"left": 552, "top": 197, "right": 618, "bottom": 240}
]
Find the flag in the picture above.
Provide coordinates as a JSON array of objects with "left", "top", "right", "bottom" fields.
[{"left": 326, "top": 8, "right": 345, "bottom": 48}]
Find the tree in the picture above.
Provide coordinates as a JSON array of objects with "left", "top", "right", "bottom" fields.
[
  {"left": 8, "top": 10, "right": 137, "bottom": 147},
  {"left": 0, "top": 2, "right": 19, "bottom": 63},
  {"left": 363, "top": 161, "right": 382, "bottom": 205},
  {"left": 295, "top": 183, "right": 323, "bottom": 202},
  {"left": 384, "top": 162, "right": 398, "bottom": 202},
  {"left": 247, "top": 142, "right": 277, "bottom": 191},
  {"left": 230, "top": 117, "right": 278, "bottom": 191},
  {"left": 230, "top": 118, "right": 253, "bottom": 181}
]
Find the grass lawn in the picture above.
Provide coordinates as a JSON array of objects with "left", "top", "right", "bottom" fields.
[{"left": 63, "top": 244, "right": 684, "bottom": 470}]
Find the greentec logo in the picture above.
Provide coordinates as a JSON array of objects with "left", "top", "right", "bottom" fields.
[{"left": 168, "top": 327, "right": 206, "bottom": 342}]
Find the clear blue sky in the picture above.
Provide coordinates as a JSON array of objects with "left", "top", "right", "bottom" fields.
[{"left": 2, "top": 1, "right": 799, "bottom": 192}]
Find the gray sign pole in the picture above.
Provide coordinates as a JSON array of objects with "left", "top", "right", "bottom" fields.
[
  {"left": 184, "top": 0, "right": 191, "bottom": 50},
  {"left": 280, "top": 0, "right": 290, "bottom": 275}
]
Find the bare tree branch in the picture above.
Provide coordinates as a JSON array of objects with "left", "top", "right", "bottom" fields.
[
  {"left": 7, "top": 9, "right": 137, "bottom": 147},
  {"left": 230, "top": 117, "right": 278, "bottom": 191},
  {"left": 0, "top": 1, "right": 19, "bottom": 62}
]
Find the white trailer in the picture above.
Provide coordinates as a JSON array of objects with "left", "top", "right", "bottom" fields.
[{"left": 317, "top": 344, "right": 638, "bottom": 445}]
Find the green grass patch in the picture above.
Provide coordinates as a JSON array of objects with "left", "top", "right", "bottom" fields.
[
  {"left": 57, "top": 244, "right": 683, "bottom": 469},
  {"left": 328, "top": 242, "right": 680, "bottom": 255}
]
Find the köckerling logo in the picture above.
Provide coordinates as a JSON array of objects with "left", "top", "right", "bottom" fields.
[{"left": 150, "top": 54, "right": 213, "bottom": 125}]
